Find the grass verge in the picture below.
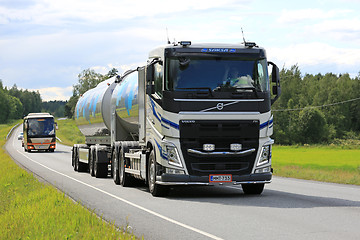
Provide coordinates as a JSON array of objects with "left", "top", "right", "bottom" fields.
[
  {"left": 56, "top": 118, "right": 85, "bottom": 146},
  {"left": 272, "top": 145, "right": 360, "bottom": 185},
  {"left": 0, "top": 121, "right": 139, "bottom": 239}
]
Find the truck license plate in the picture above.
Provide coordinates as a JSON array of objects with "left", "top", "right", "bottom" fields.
[{"left": 209, "top": 174, "right": 232, "bottom": 182}]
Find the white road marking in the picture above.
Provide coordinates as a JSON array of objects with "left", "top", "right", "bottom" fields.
[{"left": 15, "top": 147, "right": 223, "bottom": 240}]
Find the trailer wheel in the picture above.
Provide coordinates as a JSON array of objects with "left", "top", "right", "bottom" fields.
[
  {"left": 89, "top": 147, "right": 95, "bottom": 177},
  {"left": 73, "top": 146, "right": 79, "bottom": 171},
  {"left": 119, "top": 143, "right": 133, "bottom": 187},
  {"left": 112, "top": 146, "right": 120, "bottom": 185},
  {"left": 241, "top": 183, "right": 265, "bottom": 195},
  {"left": 148, "top": 150, "right": 169, "bottom": 197},
  {"left": 71, "top": 146, "right": 75, "bottom": 169}
]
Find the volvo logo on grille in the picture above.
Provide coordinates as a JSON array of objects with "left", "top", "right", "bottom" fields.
[{"left": 216, "top": 103, "right": 224, "bottom": 111}]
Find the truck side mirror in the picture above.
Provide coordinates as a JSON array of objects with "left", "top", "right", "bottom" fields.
[
  {"left": 146, "top": 65, "right": 155, "bottom": 95},
  {"left": 268, "top": 61, "right": 281, "bottom": 105}
]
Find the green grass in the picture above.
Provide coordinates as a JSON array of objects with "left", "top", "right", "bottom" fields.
[
  {"left": 56, "top": 118, "right": 85, "bottom": 146},
  {"left": 272, "top": 145, "right": 360, "bottom": 185},
  {"left": 0, "top": 121, "right": 139, "bottom": 239}
]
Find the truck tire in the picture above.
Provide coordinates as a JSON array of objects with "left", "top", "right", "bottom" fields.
[
  {"left": 241, "top": 183, "right": 265, "bottom": 195},
  {"left": 148, "top": 150, "right": 169, "bottom": 197},
  {"left": 77, "top": 156, "right": 88, "bottom": 172},
  {"left": 73, "top": 146, "right": 78, "bottom": 171},
  {"left": 89, "top": 147, "right": 95, "bottom": 177},
  {"left": 73, "top": 145, "right": 88, "bottom": 172},
  {"left": 112, "top": 146, "right": 120, "bottom": 185},
  {"left": 94, "top": 148, "right": 108, "bottom": 178},
  {"left": 119, "top": 143, "right": 133, "bottom": 187}
]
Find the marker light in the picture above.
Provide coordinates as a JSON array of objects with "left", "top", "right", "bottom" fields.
[
  {"left": 230, "top": 143, "right": 242, "bottom": 151},
  {"left": 203, "top": 144, "right": 215, "bottom": 152},
  {"left": 245, "top": 42, "right": 257, "bottom": 48},
  {"left": 179, "top": 41, "right": 191, "bottom": 47}
]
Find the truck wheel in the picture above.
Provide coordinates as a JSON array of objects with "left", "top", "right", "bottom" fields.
[
  {"left": 148, "top": 150, "right": 169, "bottom": 197},
  {"left": 241, "top": 183, "right": 265, "bottom": 195},
  {"left": 112, "top": 147, "right": 120, "bottom": 185},
  {"left": 94, "top": 153, "right": 107, "bottom": 178},
  {"left": 119, "top": 144, "right": 132, "bottom": 187},
  {"left": 89, "top": 147, "right": 95, "bottom": 177},
  {"left": 73, "top": 146, "right": 79, "bottom": 171}
]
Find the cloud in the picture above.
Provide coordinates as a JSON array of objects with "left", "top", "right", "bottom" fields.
[
  {"left": 277, "top": 8, "right": 352, "bottom": 24},
  {"left": 310, "top": 18, "right": 360, "bottom": 43},
  {"left": 29, "top": 86, "right": 73, "bottom": 101},
  {"left": 268, "top": 42, "right": 360, "bottom": 75},
  {"left": 0, "top": 0, "right": 248, "bottom": 26}
]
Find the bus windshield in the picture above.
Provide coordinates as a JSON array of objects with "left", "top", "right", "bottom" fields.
[
  {"left": 166, "top": 57, "right": 269, "bottom": 93},
  {"left": 27, "top": 118, "right": 55, "bottom": 137}
]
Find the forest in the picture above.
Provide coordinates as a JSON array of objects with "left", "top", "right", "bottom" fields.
[
  {"left": 0, "top": 82, "right": 42, "bottom": 123},
  {"left": 0, "top": 82, "right": 66, "bottom": 122},
  {"left": 272, "top": 66, "right": 360, "bottom": 145},
  {"left": 1, "top": 65, "right": 360, "bottom": 145}
]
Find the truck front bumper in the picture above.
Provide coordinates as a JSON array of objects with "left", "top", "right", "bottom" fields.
[{"left": 156, "top": 172, "right": 272, "bottom": 186}]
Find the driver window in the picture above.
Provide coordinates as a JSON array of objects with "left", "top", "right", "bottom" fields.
[
  {"left": 257, "top": 60, "right": 269, "bottom": 91},
  {"left": 154, "top": 63, "right": 163, "bottom": 98}
]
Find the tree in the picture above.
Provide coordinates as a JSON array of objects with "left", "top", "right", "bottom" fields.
[
  {"left": 0, "top": 89, "right": 9, "bottom": 123},
  {"left": 64, "top": 95, "right": 79, "bottom": 119},
  {"left": 105, "top": 68, "right": 119, "bottom": 79},
  {"left": 8, "top": 96, "right": 23, "bottom": 120},
  {"left": 296, "top": 108, "right": 328, "bottom": 144},
  {"left": 42, "top": 101, "right": 66, "bottom": 117},
  {"left": 73, "top": 69, "right": 106, "bottom": 96}
]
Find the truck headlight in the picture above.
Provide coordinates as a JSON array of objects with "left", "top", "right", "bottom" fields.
[
  {"left": 162, "top": 143, "right": 183, "bottom": 167},
  {"left": 257, "top": 145, "right": 271, "bottom": 166}
]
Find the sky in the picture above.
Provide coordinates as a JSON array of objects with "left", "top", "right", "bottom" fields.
[{"left": 1, "top": 0, "right": 360, "bottom": 101}]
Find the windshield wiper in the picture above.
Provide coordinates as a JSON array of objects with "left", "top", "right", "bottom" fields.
[{"left": 176, "top": 87, "right": 213, "bottom": 97}]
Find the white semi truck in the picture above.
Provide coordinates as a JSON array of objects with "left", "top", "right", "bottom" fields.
[{"left": 72, "top": 41, "right": 281, "bottom": 196}]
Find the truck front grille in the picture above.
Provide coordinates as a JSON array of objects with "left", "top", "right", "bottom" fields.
[{"left": 180, "top": 120, "right": 259, "bottom": 176}]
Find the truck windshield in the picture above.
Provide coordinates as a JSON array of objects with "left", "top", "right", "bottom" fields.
[
  {"left": 28, "top": 118, "right": 55, "bottom": 137},
  {"left": 166, "top": 57, "right": 269, "bottom": 93}
]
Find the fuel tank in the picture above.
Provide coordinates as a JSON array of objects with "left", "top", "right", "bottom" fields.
[{"left": 75, "top": 71, "right": 139, "bottom": 141}]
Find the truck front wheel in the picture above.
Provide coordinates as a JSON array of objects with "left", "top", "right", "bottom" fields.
[
  {"left": 119, "top": 145, "right": 132, "bottom": 187},
  {"left": 148, "top": 150, "right": 169, "bottom": 197},
  {"left": 241, "top": 183, "right": 265, "bottom": 195}
]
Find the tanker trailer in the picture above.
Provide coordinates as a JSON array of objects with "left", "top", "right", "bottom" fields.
[
  {"left": 72, "top": 71, "right": 140, "bottom": 178},
  {"left": 72, "top": 75, "right": 118, "bottom": 177}
]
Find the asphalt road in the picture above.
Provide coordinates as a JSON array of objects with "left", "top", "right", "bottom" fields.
[{"left": 5, "top": 126, "right": 360, "bottom": 240}]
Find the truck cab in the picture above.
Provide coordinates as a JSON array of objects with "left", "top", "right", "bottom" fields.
[{"left": 144, "top": 41, "right": 280, "bottom": 195}]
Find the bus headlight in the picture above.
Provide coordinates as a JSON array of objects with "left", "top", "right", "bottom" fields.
[{"left": 257, "top": 145, "right": 271, "bottom": 167}]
